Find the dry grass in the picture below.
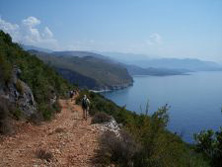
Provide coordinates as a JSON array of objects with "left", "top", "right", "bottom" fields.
[
  {"left": 91, "top": 112, "right": 112, "bottom": 124},
  {"left": 94, "top": 130, "right": 140, "bottom": 166}
]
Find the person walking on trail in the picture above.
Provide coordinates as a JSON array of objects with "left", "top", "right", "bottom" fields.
[
  {"left": 69, "top": 90, "right": 74, "bottom": 101},
  {"left": 81, "top": 95, "right": 90, "bottom": 120}
]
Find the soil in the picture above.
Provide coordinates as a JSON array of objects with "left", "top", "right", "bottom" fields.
[{"left": 0, "top": 98, "right": 101, "bottom": 167}]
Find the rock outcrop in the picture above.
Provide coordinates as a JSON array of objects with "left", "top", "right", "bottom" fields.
[
  {"left": 93, "top": 117, "right": 122, "bottom": 138},
  {"left": 0, "top": 66, "right": 37, "bottom": 118}
]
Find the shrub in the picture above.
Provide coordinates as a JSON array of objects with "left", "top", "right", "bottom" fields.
[
  {"left": 38, "top": 104, "right": 54, "bottom": 121},
  {"left": 95, "top": 130, "right": 140, "bottom": 166},
  {"left": 0, "top": 52, "right": 12, "bottom": 84},
  {"left": 52, "top": 100, "right": 62, "bottom": 113},
  {"left": 42, "top": 108, "right": 54, "bottom": 121},
  {"left": 0, "top": 98, "right": 12, "bottom": 135},
  {"left": 194, "top": 128, "right": 222, "bottom": 167},
  {"left": 12, "top": 108, "right": 22, "bottom": 120},
  {"left": 36, "top": 148, "right": 53, "bottom": 162},
  {"left": 28, "top": 112, "right": 43, "bottom": 125},
  {"left": 91, "top": 112, "right": 112, "bottom": 124}
]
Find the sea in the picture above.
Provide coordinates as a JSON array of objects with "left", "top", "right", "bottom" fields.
[{"left": 101, "top": 71, "right": 222, "bottom": 143}]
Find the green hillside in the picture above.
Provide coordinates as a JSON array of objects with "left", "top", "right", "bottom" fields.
[
  {"left": 0, "top": 30, "right": 71, "bottom": 120},
  {"left": 29, "top": 50, "right": 133, "bottom": 90}
]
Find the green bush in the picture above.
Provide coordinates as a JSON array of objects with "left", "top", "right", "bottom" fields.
[
  {"left": 52, "top": 100, "right": 62, "bottom": 113},
  {"left": 194, "top": 128, "right": 222, "bottom": 167},
  {"left": 0, "top": 98, "right": 12, "bottom": 135},
  {"left": 0, "top": 52, "right": 12, "bottom": 83},
  {"left": 13, "top": 108, "right": 22, "bottom": 120},
  {"left": 38, "top": 104, "right": 54, "bottom": 121}
]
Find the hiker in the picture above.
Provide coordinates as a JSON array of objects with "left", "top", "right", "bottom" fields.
[
  {"left": 73, "top": 89, "right": 76, "bottom": 97},
  {"left": 69, "top": 90, "right": 74, "bottom": 101},
  {"left": 81, "top": 95, "right": 90, "bottom": 120}
]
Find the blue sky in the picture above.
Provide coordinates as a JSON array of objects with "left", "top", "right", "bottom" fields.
[{"left": 0, "top": 0, "right": 222, "bottom": 61}]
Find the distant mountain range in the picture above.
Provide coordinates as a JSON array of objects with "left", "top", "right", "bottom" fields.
[
  {"left": 98, "top": 52, "right": 222, "bottom": 72},
  {"left": 131, "top": 58, "right": 222, "bottom": 71},
  {"left": 22, "top": 44, "right": 53, "bottom": 53},
  {"left": 24, "top": 45, "right": 222, "bottom": 90},
  {"left": 125, "top": 64, "right": 189, "bottom": 76}
]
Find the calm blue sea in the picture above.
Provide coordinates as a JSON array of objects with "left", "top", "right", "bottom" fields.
[{"left": 101, "top": 71, "right": 222, "bottom": 143}]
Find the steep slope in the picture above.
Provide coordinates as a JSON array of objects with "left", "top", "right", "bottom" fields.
[
  {"left": 30, "top": 50, "right": 133, "bottom": 91},
  {"left": 0, "top": 30, "right": 71, "bottom": 122}
]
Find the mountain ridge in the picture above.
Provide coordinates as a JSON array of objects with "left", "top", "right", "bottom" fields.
[
  {"left": 98, "top": 51, "right": 222, "bottom": 71},
  {"left": 29, "top": 50, "right": 133, "bottom": 91}
]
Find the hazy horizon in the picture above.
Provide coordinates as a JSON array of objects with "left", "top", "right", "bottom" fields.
[{"left": 0, "top": 0, "right": 221, "bottom": 62}]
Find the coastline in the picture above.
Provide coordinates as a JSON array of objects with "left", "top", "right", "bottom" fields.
[{"left": 89, "top": 82, "right": 133, "bottom": 93}]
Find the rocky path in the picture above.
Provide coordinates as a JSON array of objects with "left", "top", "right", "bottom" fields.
[{"left": 0, "top": 98, "right": 101, "bottom": 167}]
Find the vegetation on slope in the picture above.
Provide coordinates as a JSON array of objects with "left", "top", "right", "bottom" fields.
[
  {"left": 76, "top": 90, "right": 210, "bottom": 167},
  {"left": 0, "top": 30, "right": 72, "bottom": 120}
]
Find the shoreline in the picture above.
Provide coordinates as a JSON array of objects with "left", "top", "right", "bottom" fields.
[{"left": 89, "top": 82, "right": 133, "bottom": 93}]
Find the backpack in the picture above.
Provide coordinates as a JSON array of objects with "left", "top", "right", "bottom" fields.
[{"left": 82, "top": 98, "right": 88, "bottom": 108}]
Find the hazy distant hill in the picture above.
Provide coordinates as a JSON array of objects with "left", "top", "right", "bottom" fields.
[
  {"left": 28, "top": 48, "right": 190, "bottom": 77},
  {"left": 22, "top": 44, "right": 53, "bottom": 53},
  {"left": 100, "top": 52, "right": 222, "bottom": 71},
  {"left": 29, "top": 50, "right": 133, "bottom": 91},
  {"left": 24, "top": 47, "right": 222, "bottom": 72},
  {"left": 52, "top": 51, "right": 107, "bottom": 59},
  {"left": 97, "top": 51, "right": 151, "bottom": 63},
  {"left": 132, "top": 58, "right": 222, "bottom": 71},
  {"left": 125, "top": 64, "right": 188, "bottom": 76}
]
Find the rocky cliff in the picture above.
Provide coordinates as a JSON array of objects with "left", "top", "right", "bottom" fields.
[{"left": 0, "top": 66, "right": 37, "bottom": 118}]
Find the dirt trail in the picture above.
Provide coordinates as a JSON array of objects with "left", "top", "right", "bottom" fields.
[{"left": 0, "top": 98, "right": 100, "bottom": 167}]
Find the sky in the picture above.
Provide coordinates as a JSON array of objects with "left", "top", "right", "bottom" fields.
[{"left": 0, "top": 0, "right": 222, "bottom": 62}]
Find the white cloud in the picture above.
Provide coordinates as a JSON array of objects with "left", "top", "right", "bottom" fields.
[
  {"left": 0, "top": 16, "right": 20, "bottom": 41},
  {"left": 22, "top": 16, "right": 40, "bottom": 27},
  {"left": 146, "top": 33, "right": 163, "bottom": 45},
  {"left": 0, "top": 16, "right": 58, "bottom": 50},
  {"left": 43, "top": 27, "right": 53, "bottom": 38}
]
